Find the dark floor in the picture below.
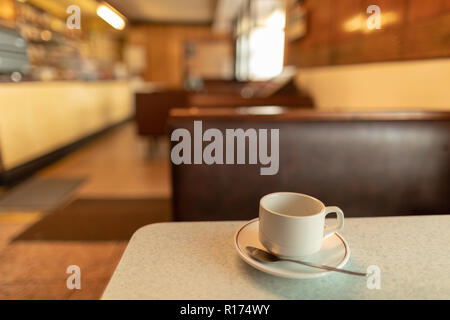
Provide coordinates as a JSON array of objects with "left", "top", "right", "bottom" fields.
[{"left": 0, "top": 123, "right": 172, "bottom": 299}]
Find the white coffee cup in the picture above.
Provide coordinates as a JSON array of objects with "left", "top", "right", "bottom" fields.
[{"left": 259, "top": 192, "right": 344, "bottom": 258}]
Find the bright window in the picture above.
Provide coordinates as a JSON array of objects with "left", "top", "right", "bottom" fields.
[{"left": 235, "top": 0, "right": 286, "bottom": 81}]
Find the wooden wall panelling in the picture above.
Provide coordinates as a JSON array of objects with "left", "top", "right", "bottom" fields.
[
  {"left": 285, "top": 0, "right": 450, "bottom": 68},
  {"left": 285, "top": 0, "right": 331, "bottom": 67},
  {"left": 126, "top": 24, "right": 231, "bottom": 87},
  {"left": 402, "top": 11, "right": 450, "bottom": 60},
  {"left": 407, "top": 0, "right": 446, "bottom": 22}
]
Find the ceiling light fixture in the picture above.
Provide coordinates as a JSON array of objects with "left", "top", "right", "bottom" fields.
[{"left": 97, "top": 2, "right": 126, "bottom": 30}]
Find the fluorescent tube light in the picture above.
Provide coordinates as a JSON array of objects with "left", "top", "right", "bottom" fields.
[{"left": 97, "top": 3, "right": 126, "bottom": 30}]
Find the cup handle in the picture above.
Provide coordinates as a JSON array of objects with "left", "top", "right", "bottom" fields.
[{"left": 323, "top": 206, "right": 344, "bottom": 239}]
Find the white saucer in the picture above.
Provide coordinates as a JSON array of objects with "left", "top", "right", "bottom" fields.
[{"left": 234, "top": 218, "right": 350, "bottom": 279}]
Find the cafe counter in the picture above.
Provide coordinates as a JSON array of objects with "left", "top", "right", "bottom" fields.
[{"left": 0, "top": 81, "right": 133, "bottom": 180}]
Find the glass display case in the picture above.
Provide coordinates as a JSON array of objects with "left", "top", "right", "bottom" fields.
[{"left": 0, "top": 0, "right": 124, "bottom": 82}]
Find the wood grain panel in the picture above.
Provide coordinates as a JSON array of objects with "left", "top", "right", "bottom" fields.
[
  {"left": 127, "top": 24, "right": 231, "bottom": 87},
  {"left": 332, "top": 0, "right": 364, "bottom": 42},
  {"left": 402, "top": 13, "right": 450, "bottom": 59},
  {"left": 285, "top": 0, "right": 450, "bottom": 67},
  {"left": 407, "top": 0, "right": 445, "bottom": 22}
]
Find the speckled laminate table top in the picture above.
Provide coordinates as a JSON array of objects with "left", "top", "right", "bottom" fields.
[{"left": 102, "top": 215, "right": 450, "bottom": 300}]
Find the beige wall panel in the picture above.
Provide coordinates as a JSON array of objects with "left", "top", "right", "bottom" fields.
[
  {"left": 0, "top": 81, "right": 132, "bottom": 170},
  {"left": 296, "top": 58, "right": 450, "bottom": 110}
]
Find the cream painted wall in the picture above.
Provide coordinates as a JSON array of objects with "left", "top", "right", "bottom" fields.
[
  {"left": 0, "top": 81, "right": 133, "bottom": 171},
  {"left": 295, "top": 58, "right": 450, "bottom": 111}
]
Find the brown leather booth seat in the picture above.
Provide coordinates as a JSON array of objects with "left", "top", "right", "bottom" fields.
[
  {"left": 134, "top": 88, "right": 314, "bottom": 137},
  {"left": 169, "top": 109, "right": 450, "bottom": 220},
  {"left": 135, "top": 90, "right": 189, "bottom": 136},
  {"left": 189, "top": 92, "right": 314, "bottom": 108}
]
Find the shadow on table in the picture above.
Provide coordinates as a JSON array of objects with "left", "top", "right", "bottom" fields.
[{"left": 237, "top": 258, "right": 368, "bottom": 299}]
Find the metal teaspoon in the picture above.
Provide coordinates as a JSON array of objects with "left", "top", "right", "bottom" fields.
[{"left": 246, "top": 246, "right": 367, "bottom": 277}]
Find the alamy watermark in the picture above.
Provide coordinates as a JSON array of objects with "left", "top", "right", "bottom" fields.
[
  {"left": 367, "top": 5, "right": 381, "bottom": 30},
  {"left": 66, "top": 265, "right": 81, "bottom": 290},
  {"left": 366, "top": 265, "right": 381, "bottom": 290},
  {"left": 171, "top": 121, "right": 279, "bottom": 175},
  {"left": 66, "top": 5, "right": 81, "bottom": 30}
]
